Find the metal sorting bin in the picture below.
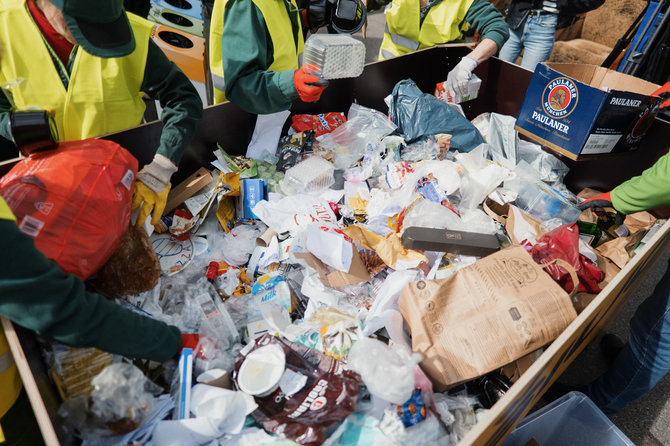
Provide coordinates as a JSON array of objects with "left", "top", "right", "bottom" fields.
[
  {"left": 501, "top": 392, "right": 634, "bottom": 446},
  {"left": 2, "top": 45, "right": 670, "bottom": 445}
]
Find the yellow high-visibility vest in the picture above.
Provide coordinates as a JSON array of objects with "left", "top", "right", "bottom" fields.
[
  {"left": 0, "top": 0, "right": 153, "bottom": 140},
  {"left": 0, "top": 198, "right": 21, "bottom": 420},
  {"left": 209, "top": 0, "right": 304, "bottom": 104},
  {"left": 379, "top": 0, "right": 474, "bottom": 60}
]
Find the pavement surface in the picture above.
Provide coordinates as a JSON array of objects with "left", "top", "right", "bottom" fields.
[{"left": 351, "top": 10, "right": 670, "bottom": 445}]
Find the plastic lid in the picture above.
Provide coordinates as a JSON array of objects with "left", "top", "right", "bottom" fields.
[{"left": 237, "top": 343, "right": 286, "bottom": 397}]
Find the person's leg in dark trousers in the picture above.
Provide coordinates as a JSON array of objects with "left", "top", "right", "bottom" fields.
[
  {"left": 588, "top": 258, "right": 670, "bottom": 417},
  {"left": 0, "top": 390, "right": 45, "bottom": 446}
]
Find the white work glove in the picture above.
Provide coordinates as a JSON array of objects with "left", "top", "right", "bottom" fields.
[
  {"left": 132, "top": 154, "right": 177, "bottom": 226},
  {"left": 445, "top": 56, "right": 478, "bottom": 100}
]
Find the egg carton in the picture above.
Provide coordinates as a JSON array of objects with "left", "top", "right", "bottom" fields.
[{"left": 303, "top": 34, "right": 366, "bottom": 80}]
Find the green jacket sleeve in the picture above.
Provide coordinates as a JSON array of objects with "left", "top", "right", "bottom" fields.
[
  {"left": 0, "top": 93, "right": 13, "bottom": 150},
  {"left": 611, "top": 151, "right": 670, "bottom": 214},
  {"left": 141, "top": 41, "right": 203, "bottom": 164},
  {"left": 220, "top": 0, "right": 299, "bottom": 114},
  {"left": 0, "top": 220, "right": 181, "bottom": 362},
  {"left": 465, "top": 0, "right": 510, "bottom": 51}
]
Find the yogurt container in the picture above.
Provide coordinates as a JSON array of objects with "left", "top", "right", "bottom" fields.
[{"left": 237, "top": 343, "right": 286, "bottom": 397}]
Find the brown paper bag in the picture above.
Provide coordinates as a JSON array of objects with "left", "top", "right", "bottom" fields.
[{"left": 398, "top": 246, "right": 578, "bottom": 390}]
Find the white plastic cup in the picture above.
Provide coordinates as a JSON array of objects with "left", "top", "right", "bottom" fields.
[{"left": 237, "top": 343, "right": 286, "bottom": 397}]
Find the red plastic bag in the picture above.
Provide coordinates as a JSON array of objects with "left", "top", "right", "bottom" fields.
[
  {"left": 291, "top": 113, "right": 347, "bottom": 137},
  {"left": 529, "top": 223, "right": 604, "bottom": 294},
  {"left": 0, "top": 139, "right": 138, "bottom": 280}
]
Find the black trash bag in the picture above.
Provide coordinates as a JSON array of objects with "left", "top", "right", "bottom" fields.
[{"left": 388, "top": 78, "right": 486, "bottom": 151}]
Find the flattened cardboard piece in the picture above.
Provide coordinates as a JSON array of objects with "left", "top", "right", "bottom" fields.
[
  {"left": 398, "top": 246, "right": 577, "bottom": 390},
  {"left": 500, "top": 351, "right": 537, "bottom": 384},
  {"left": 505, "top": 204, "right": 543, "bottom": 246},
  {"left": 624, "top": 211, "right": 657, "bottom": 234},
  {"left": 295, "top": 250, "right": 371, "bottom": 288},
  {"left": 596, "top": 229, "right": 647, "bottom": 269},
  {"left": 164, "top": 167, "right": 213, "bottom": 215},
  {"left": 343, "top": 225, "right": 428, "bottom": 270}
]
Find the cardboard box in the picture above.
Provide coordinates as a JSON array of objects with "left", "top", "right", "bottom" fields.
[
  {"left": 515, "top": 63, "right": 659, "bottom": 160},
  {"left": 163, "top": 167, "right": 212, "bottom": 215}
]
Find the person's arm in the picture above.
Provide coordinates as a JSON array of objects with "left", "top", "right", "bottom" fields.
[
  {"left": 220, "top": 0, "right": 299, "bottom": 114},
  {"left": 141, "top": 40, "right": 203, "bottom": 165},
  {"left": 610, "top": 151, "right": 670, "bottom": 214},
  {"left": 0, "top": 220, "right": 181, "bottom": 362},
  {"left": 0, "top": 92, "right": 12, "bottom": 143},
  {"left": 465, "top": 37, "right": 499, "bottom": 64},
  {"left": 464, "top": 0, "right": 510, "bottom": 55}
]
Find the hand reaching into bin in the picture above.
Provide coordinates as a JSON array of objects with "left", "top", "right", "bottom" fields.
[{"left": 133, "top": 154, "right": 178, "bottom": 227}]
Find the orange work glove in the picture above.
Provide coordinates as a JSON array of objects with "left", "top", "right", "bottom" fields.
[
  {"left": 652, "top": 82, "right": 670, "bottom": 109},
  {"left": 293, "top": 65, "right": 326, "bottom": 103},
  {"left": 578, "top": 191, "right": 625, "bottom": 224}
]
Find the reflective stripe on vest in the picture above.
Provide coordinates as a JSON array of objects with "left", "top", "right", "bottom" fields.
[
  {"left": 209, "top": 0, "right": 304, "bottom": 104},
  {"left": 379, "top": 0, "right": 475, "bottom": 60},
  {"left": 0, "top": 1, "right": 152, "bottom": 140},
  {"left": 0, "top": 198, "right": 23, "bottom": 418}
]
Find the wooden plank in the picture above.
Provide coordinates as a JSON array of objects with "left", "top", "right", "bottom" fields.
[
  {"left": 461, "top": 219, "right": 670, "bottom": 445},
  {"left": 1, "top": 317, "right": 60, "bottom": 446}
]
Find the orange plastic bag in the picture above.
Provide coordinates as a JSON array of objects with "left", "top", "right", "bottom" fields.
[{"left": 0, "top": 139, "right": 138, "bottom": 279}]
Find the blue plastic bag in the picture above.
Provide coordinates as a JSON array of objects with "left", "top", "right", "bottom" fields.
[{"left": 388, "top": 79, "right": 485, "bottom": 151}]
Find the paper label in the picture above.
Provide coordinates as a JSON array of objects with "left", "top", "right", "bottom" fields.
[
  {"left": 581, "top": 134, "right": 622, "bottom": 154},
  {"left": 19, "top": 214, "right": 44, "bottom": 237}
]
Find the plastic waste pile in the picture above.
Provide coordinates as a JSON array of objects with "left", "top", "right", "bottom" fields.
[{"left": 49, "top": 78, "right": 663, "bottom": 446}]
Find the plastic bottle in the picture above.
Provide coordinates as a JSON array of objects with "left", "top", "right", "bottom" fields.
[{"left": 512, "top": 179, "right": 581, "bottom": 223}]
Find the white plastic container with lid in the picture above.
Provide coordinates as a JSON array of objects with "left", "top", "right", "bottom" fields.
[
  {"left": 302, "top": 34, "right": 366, "bottom": 80},
  {"left": 281, "top": 156, "right": 335, "bottom": 195},
  {"left": 237, "top": 343, "right": 286, "bottom": 397}
]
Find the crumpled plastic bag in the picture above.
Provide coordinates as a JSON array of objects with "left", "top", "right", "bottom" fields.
[
  {"left": 347, "top": 337, "right": 421, "bottom": 404},
  {"left": 388, "top": 79, "right": 485, "bottom": 150},
  {"left": 253, "top": 194, "right": 337, "bottom": 234},
  {"left": 529, "top": 223, "right": 605, "bottom": 293},
  {"left": 59, "top": 363, "right": 164, "bottom": 441},
  {"left": 317, "top": 103, "right": 397, "bottom": 170},
  {"left": 219, "top": 225, "right": 263, "bottom": 266}
]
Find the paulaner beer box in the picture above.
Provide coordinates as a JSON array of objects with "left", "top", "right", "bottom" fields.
[{"left": 515, "top": 63, "right": 660, "bottom": 160}]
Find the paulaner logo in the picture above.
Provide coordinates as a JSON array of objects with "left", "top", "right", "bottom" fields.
[{"left": 542, "top": 77, "right": 578, "bottom": 118}]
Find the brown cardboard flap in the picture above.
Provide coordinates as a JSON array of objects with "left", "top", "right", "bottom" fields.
[
  {"left": 295, "top": 250, "right": 371, "bottom": 288},
  {"left": 546, "top": 63, "right": 660, "bottom": 94},
  {"left": 163, "top": 167, "right": 213, "bottom": 215},
  {"left": 398, "top": 246, "right": 577, "bottom": 390},
  {"left": 257, "top": 228, "right": 278, "bottom": 247}
]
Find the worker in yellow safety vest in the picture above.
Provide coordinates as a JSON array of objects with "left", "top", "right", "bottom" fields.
[
  {"left": 0, "top": 0, "right": 203, "bottom": 229},
  {"left": 371, "top": 0, "right": 509, "bottom": 100},
  {"left": 208, "top": 0, "right": 326, "bottom": 114},
  {"left": 0, "top": 2, "right": 200, "bottom": 444}
]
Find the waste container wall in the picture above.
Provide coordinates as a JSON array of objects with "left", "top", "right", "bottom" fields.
[
  {"left": 500, "top": 391, "right": 634, "bottom": 446},
  {"left": 2, "top": 45, "right": 670, "bottom": 446}
]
